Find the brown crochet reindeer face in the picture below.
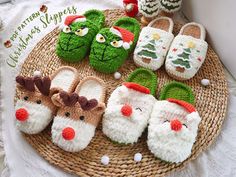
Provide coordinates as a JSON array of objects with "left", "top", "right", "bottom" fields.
[
  {"left": 15, "top": 76, "right": 58, "bottom": 134},
  {"left": 53, "top": 91, "right": 105, "bottom": 127}
]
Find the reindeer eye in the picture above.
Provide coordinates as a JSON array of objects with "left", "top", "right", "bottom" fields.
[
  {"left": 80, "top": 116, "right": 85, "bottom": 121},
  {"left": 24, "top": 96, "right": 29, "bottom": 101},
  {"left": 65, "top": 112, "right": 70, "bottom": 117},
  {"left": 36, "top": 100, "right": 41, "bottom": 104}
]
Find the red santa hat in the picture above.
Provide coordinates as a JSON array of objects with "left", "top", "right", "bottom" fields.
[
  {"left": 123, "top": 82, "right": 150, "bottom": 94},
  {"left": 123, "top": 0, "right": 137, "bottom": 4},
  {"left": 110, "top": 26, "right": 134, "bottom": 50},
  {"left": 64, "top": 15, "right": 86, "bottom": 26},
  {"left": 167, "top": 98, "right": 196, "bottom": 113}
]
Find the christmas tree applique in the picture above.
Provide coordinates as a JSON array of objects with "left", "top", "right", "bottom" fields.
[{"left": 172, "top": 48, "right": 192, "bottom": 73}]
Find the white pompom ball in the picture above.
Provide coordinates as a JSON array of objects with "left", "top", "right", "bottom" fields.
[
  {"left": 114, "top": 72, "right": 121, "bottom": 80},
  {"left": 123, "top": 42, "right": 130, "bottom": 50},
  {"left": 134, "top": 153, "right": 142, "bottom": 162},
  {"left": 33, "top": 70, "right": 41, "bottom": 77},
  {"left": 101, "top": 155, "right": 109, "bottom": 165},
  {"left": 201, "top": 79, "right": 210, "bottom": 86}
]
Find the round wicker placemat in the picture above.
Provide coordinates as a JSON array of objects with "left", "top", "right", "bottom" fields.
[{"left": 15, "top": 9, "right": 228, "bottom": 177}]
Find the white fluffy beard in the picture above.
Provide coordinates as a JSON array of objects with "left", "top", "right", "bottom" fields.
[
  {"left": 103, "top": 105, "right": 150, "bottom": 144},
  {"left": 15, "top": 100, "right": 53, "bottom": 134},
  {"left": 147, "top": 122, "right": 198, "bottom": 163},
  {"left": 51, "top": 116, "right": 96, "bottom": 152}
]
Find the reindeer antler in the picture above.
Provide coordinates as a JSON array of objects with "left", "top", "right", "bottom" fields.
[
  {"left": 34, "top": 76, "right": 51, "bottom": 96},
  {"left": 16, "top": 76, "right": 35, "bottom": 92},
  {"left": 78, "top": 96, "right": 98, "bottom": 110},
  {"left": 60, "top": 91, "right": 79, "bottom": 106}
]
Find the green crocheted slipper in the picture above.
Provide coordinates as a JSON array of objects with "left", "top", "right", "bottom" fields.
[
  {"left": 126, "top": 68, "right": 157, "bottom": 96},
  {"left": 89, "top": 17, "right": 141, "bottom": 73},
  {"left": 159, "top": 81, "right": 195, "bottom": 105},
  {"left": 56, "top": 9, "right": 105, "bottom": 62}
]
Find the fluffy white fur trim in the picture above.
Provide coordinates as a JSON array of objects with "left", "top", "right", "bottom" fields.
[
  {"left": 15, "top": 100, "right": 52, "bottom": 134},
  {"left": 51, "top": 116, "right": 96, "bottom": 152}
]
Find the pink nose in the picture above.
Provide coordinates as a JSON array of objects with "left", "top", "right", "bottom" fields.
[
  {"left": 121, "top": 104, "right": 132, "bottom": 117},
  {"left": 170, "top": 119, "right": 182, "bottom": 132},
  {"left": 62, "top": 127, "right": 75, "bottom": 140},
  {"left": 15, "top": 108, "right": 29, "bottom": 121}
]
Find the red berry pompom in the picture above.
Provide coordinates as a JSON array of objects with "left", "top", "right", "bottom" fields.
[
  {"left": 121, "top": 104, "right": 133, "bottom": 117},
  {"left": 170, "top": 119, "right": 182, "bottom": 132},
  {"left": 62, "top": 127, "right": 75, "bottom": 140},
  {"left": 15, "top": 108, "right": 29, "bottom": 121}
]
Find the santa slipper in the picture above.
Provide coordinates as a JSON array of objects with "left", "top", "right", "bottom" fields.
[
  {"left": 89, "top": 17, "right": 141, "bottom": 73},
  {"left": 159, "top": 81, "right": 195, "bottom": 105},
  {"left": 51, "top": 76, "right": 106, "bottom": 152},
  {"left": 165, "top": 22, "right": 208, "bottom": 80},
  {"left": 126, "top": 68, "right": 158, "bottom": 96},
  {"left": 147, "top": 82, "right": 201, "bottom": 163},
  {"left": 134, "top": 17, "right": 174, "bottom": 71},
  {"left": 103, "top": 82, "right": 156, "bottom": 144},
  {"left": 15, "top": 66, "right": 80, "bottom": 134},
  {"left": 56, "top": 9, "right": 105, "bottom": 62}
]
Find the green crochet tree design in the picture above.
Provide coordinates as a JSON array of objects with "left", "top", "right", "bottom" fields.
[
  {"left": 139, "top": 0, "right": 159, "bottom": 17},
  {"left": 172, "top": 48, "right": 191, "bottom": 69},
  {"left": 89, "top": 17, "right": 140, "bottom": 74},
  {"left": 137, "top": 39, "right": 157, "bottom": 59},
  {"left": 160, "top": 0, "right": 182, "bottom": 13},
  {"left": 56, "top": 10, "right": 105, "bottom": 62}
]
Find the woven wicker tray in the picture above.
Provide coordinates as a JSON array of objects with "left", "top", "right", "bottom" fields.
[{"left": 15, "top": 9, "right": 228, "bottom": 177}]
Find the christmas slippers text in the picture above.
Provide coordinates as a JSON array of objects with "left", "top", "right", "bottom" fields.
[
  {"left": 56, "top": 10, "right": 105, "bottom": 62},
  {"left": 134, "top": 17, "right": 174, "bottom": 71},
  {"left": 15, "top": 66, "right": 80, "bottom": 134},
  {"left": 51, "top": 76, "right": 106, "bottom": 152},
  {"left": 147, "top": 81, "right": 201, "bottom": 163},
  {"left": 165, "top": 22, "right": 208, "bottom": 80},
  {"left": 89, "top": 17, "right": 141, "bottom": 73},
  {"left": 102, "top": 68, "right": 157, "bottom": 144}
]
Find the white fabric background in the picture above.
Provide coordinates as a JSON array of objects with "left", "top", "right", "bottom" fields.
[{"left": 0, "top": 1, "right": 236, "bottom": 177}]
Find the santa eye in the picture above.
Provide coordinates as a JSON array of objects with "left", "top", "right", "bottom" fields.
[
  {"left": 135, "top": 107, "right": 142, "bottom": 112},
  {"left": 36, "top": 100, "right": 41, "bottom": 104},
  {"left": 63, "top": 26, "right": 71, "bottom": 33},
  {"left": 75, "top": 27, "right": 89, "bottom": 36},
  {"left": 110, "top": 40, "right": 123, "bottom": 48},
  {"left": 163, "top": 120, "right": 170, "bottom": 123},
  {"left": 96, "top": 34, "right": 106, "bottom": 43},
  {"left": 183, "top": 124, "right": 188, "bottom": 128},
  {"left": 23, "top": 96, "right": 29, "bottom": 101},
  {"left": 65, "top": 112, "right": 70, "bottom": 117}
]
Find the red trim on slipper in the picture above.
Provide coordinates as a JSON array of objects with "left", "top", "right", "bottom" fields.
[
  {"left": 123, "top": 82, "right": 150, "bottom": 94},
  {"left": 167, "top": 98, "right": 196, "bottom": 113}
]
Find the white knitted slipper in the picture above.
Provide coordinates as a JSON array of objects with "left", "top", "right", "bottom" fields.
[
  {"left": 51, "top": 76, "right": 106, "bottom": 152},
  {"left": 147, "top": 98, "right": 201, "bottom": 163},
  {"left": 103, "top": 82, "right": 156, "bottom": 144},
  {"left": 15, "top": 66, "right": 79, "bottom": 134},
  {"left": 134, "top": 17, "right": 174, "bottom": 71},
  {"left": 165, "top": 22, "right": 208, "bottom": 80}
]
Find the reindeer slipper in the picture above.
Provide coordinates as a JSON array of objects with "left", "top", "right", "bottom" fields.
[
  {"left": 165, "top": 22, "right": 208, "bottom": 80},
  {"left": 56, "top": 9, "right": 105, "bottom": 62},
  {"left": 147, "top": 83, "right": 201, "bottom": 163},
  {"left": 126, "top": 68, "right": 158, "bottom": 96},
  {"left": 134, "top": 17, "right": 174, "bottom": 71},
  {"left": 103, "top": 82, "right": 156, "bottom": 144},
  {"left": 51, "top": 76, "right": 106, "bottom": 152},
  {"left": 15, "top": 66, "right": 79, "bottom": 134},
  {"left": 89, "top": 17, "right": 141, "bottom": 73}
]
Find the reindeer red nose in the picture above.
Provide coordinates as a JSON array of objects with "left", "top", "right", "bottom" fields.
[
  {"left": 121, "top": 104, "right": 132, "bottom": 117},
  {"left": 170, "top": 119, "right": 182, "bottom": 132},
  {"left": 62, "top": 127, "right": 75, "bottom": 140},
  {"left": 15, "top": 108, "right": 29, "bottom": 121}
]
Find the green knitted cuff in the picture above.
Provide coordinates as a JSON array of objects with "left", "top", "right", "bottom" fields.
[
  {"left": 89, "top": 17, "right": 141, "bottom": 73},
  {"left": 56, "top": 10, "right": 105, "bottom": 62},
  {"left": 126, "top": 68, "right": 158, "bottom": 96},
  {"left": 159, "top": 81, "right": 195, "bottom": 105}
]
